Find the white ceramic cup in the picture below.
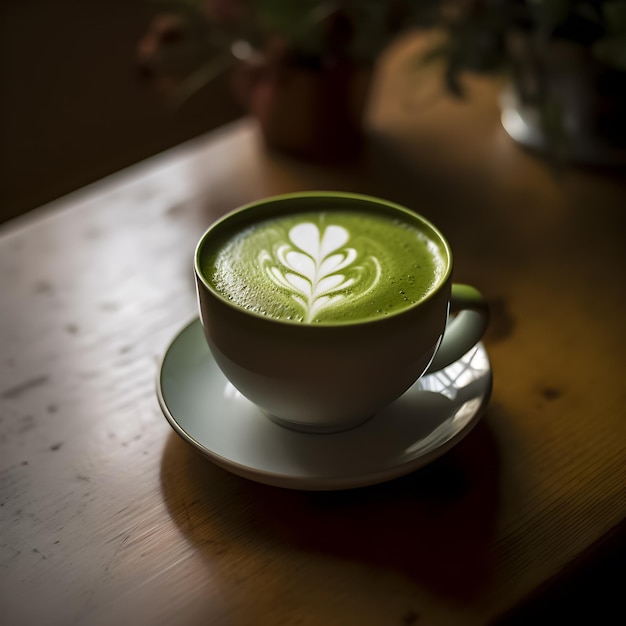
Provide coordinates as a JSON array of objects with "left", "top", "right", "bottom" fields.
[{"left": 195, "top": 192, "right": 489, "bottom": 433}]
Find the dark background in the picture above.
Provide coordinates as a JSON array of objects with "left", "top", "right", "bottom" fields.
[{"left": 0, "top": 0, "right": 242, "bottom": 224}]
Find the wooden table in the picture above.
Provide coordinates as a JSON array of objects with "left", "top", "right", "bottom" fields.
[{"left": 1, "top": 39, "right": 625, "bottom": 626}]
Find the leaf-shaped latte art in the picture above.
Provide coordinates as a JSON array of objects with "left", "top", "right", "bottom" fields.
[{"left": 259, "top": 222, "right": 381, "bottom": 322}]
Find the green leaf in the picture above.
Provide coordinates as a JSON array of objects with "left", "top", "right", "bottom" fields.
[
  {"left": 603, "top": 1, "right": 626, "bottom": 34},
  {"left": 528, "top": 0, "right": 571, "bottom": 35},
  {"left": 593, "top": 35, "right": 626, "bottom": 69}
]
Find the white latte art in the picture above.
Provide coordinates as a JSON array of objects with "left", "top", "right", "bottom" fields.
[{"left": 259, "top": 223, "right": 381, "bottom": 322}]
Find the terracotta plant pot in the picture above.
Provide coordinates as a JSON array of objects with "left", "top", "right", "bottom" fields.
[{"left": 234, "top": 44, "right": 372, "bottom": 162}]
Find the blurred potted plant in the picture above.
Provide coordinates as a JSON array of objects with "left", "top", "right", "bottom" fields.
[
  {"left": 138, "top": 0, "right": 438, "bottom": 161},
  {"left": 427, "top": 0, "right": 626, "bottom": 163}
]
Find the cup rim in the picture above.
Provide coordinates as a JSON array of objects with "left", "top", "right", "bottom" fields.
[{"left": 194, "top": 191, "right": 453, "bottom": 328}]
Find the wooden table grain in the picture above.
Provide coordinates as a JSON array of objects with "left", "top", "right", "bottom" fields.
[{"left": 1, "top": 38, "right": 625, "bottom": 626}]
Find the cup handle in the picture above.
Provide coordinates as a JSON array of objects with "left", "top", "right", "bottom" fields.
[{"left": 424, "top": 284, "right": 489, "bottom": 374}]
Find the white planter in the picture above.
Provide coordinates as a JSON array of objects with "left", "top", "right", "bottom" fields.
[{"left": 500, "top": 40, "right": 626, "bottom": 165}]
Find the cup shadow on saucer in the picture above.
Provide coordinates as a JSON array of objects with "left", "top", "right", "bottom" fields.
[
  {"left": 262, "top": 375, "right": 488, "bottom": 484},
  {"left": 160, "top": 404, "right": 502, "bottom": 604}
]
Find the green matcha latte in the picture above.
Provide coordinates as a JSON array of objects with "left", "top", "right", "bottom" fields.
[{"left": 199, "top": 209, "right": 447, "bottom": 324}]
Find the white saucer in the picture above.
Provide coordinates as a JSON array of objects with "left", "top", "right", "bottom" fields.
[{"left": 157, "top": 318, "right": 492, "bottom": 491}]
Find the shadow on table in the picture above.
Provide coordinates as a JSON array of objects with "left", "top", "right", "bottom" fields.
[
  {"left": 160, "top": 410, "right": 502, "bottom": 605},
  {"left": 494, "top": 522, "right": 626, "bottom": 625}
]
